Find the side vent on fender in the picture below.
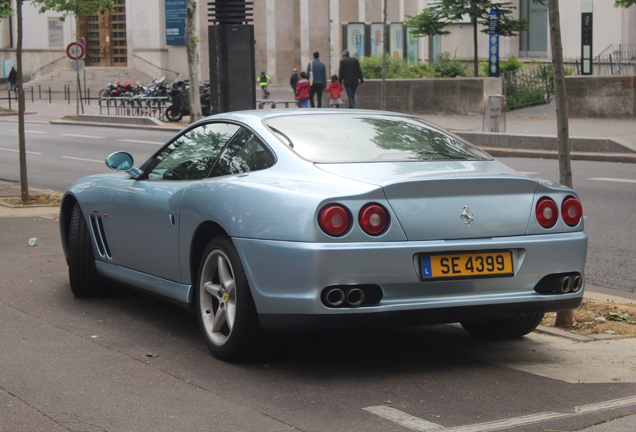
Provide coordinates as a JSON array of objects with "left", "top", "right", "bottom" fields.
[{"left": 90, "top": 215, "right": 112, "bottom": 259}]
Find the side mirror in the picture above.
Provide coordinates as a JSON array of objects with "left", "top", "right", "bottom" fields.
[{"left": 105, "top": 152, "right": 142, "bottom": 179}]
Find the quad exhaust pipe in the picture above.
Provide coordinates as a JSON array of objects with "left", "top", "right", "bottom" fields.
[
  {"left": 535, "top": 273, "right": 583, "bottom": 294},
  {"left": 555, "top": 274, "right": 583, "bottom": 293},
  {"left": 322, "top": 285, "right": 382, "bottom": 308}
]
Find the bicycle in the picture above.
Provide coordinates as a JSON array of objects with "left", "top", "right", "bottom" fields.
[{"left": 260, "top": 85, "right": 270, "bottom": 99}]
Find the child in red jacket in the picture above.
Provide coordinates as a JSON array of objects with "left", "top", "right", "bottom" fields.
[
  {"left": 324, "top": 75, "right": 344, "bottom": 108},
  {"left": 295, "top": 71, "right": 311, "bottom": 108}
]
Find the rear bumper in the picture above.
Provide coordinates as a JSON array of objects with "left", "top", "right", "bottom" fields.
[
  {"left": 233, "top": 232, "right": 587, "bottom": 330},
  {"left": 259, "top": 297, "right": 582, "bottom": 331}
]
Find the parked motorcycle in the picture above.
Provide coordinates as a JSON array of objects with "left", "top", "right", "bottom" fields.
[
  {"left": 165, "top": 81, "right": 211, "bottom": 122},
  {"left": 98, "top": 81, "right": 133, "bottom": 98}
]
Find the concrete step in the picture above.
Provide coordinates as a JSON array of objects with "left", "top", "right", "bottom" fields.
[{"left": 24, "top": 67, "right": 157, "bottom": 95}]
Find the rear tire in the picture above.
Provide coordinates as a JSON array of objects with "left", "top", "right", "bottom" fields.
[
  {"left": 67, "top": 204, "right": 109, "bottom": 297},
  {"left": 196, "top": 235, "right": 264, "bottom": 361},
  {"left": 461, "top": 312, "right": 544, "bottom": 339}
]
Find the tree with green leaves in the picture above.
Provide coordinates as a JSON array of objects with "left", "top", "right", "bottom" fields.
[{"left": 405, "top": 0, "right": 527, "bottom": 76}]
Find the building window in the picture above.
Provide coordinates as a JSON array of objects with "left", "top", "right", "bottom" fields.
[{"left": 520, "top": 0, "right": 548, "bottom": 57}]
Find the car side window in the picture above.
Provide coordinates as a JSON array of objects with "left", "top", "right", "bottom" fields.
[
  {"left": 147, "top": 122, "right": 240, "bottom": 181},
  {"left": 210, "top": 128, "right": 275, "bottom": 177}
]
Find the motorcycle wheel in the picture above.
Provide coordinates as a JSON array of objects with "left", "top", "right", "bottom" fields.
[{"left": 165, "top": 105, "right": 183, "bottom": 122}]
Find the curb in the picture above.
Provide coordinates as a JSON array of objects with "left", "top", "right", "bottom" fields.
[
  {"left": 481, "top": 147, "right": 636, "bottom": 164},
  {"left": 50, "top": 119, "right": 183, "bottom": 132},
  {"left": 535, "top": 325, "right": 633, "bottom": 342}
]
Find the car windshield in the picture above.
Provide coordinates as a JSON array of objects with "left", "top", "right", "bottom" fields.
[{"left": 264, "top": 113, "right": 491, "bottom": 162}]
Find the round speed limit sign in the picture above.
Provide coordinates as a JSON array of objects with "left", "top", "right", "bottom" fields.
[{"left": 66, "top": 42, "right": 85, "bottom": 60}]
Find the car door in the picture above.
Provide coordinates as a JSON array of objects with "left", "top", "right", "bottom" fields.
[{"left": 106, "top": 122, "right": 240, "bottom": 282}]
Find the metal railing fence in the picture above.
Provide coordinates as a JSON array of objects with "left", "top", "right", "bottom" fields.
[{"left": 501, "top": 64, "right": 553, "bottom": 111}]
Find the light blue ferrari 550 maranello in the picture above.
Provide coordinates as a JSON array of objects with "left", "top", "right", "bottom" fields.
[{"left": 59, "top": 109, "right": 587, "bottom": 361}]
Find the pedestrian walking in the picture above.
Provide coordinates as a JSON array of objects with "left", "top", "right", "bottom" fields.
[
  {"left": 338, "top": 50, "right": 365, "bottom": 108},
  {"left": 289, "top": 68, "right": 299, "bottom": 92},
  {"left": 295, "top": 71, "right": 311, "bottom": 108},
  {"left": 8, "top": 66, "right": 17, "bottom": 92},
  {"left": 324, "top": 75, "right": 344, "bottom": 108},
  {"left": 307, "top": 51, "right": 327, "bottom": 108}
]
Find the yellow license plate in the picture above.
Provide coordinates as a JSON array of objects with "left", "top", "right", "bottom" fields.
[{"left": 421, "top": 251, "right": 514, "bottom": 279}]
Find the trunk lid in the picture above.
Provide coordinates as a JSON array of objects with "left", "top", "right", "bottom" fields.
[{"left": 315, "top": 161, "right": 539, "bottom": 240}]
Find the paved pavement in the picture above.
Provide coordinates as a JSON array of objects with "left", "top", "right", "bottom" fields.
[{"left": 2, "top": 89, "right": 636, "bottom": 431}]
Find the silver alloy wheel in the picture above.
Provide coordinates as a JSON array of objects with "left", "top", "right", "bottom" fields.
[{"left": 199, "top": 249, "right": 237, "bottom": 346}]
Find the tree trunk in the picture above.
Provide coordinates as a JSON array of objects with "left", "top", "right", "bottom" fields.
[
  {"left": 548, "top": 0, "right": 574, "bottom": 328},
  {"left": 16, "top": 0, "right": 29, "bottom": 203},
  {"left": 472, "top": 0, "right": 479, "bottom": 77},
  {"left": 381, "top": 0, "right": 387, "bottom": 110},
  {"left": 186, "top": 0, "right": 202, "bottom": 123}
]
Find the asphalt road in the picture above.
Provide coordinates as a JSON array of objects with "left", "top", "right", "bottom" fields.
[{"left": 0, "top": 122, "right": 175, "bottom": 191}]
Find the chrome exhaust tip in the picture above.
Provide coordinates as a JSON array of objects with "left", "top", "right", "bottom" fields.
[
  {"left": 325, "top": 288, "right": 345, "bottom": 307},
  {"left": 555, "top": 276, "right": 573, "bottom": 294},
  {"left": 346, "top": 288, "right": 365, "bottom": 307}
]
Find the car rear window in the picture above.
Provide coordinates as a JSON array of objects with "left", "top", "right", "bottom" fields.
[{"left": 264, "top": 113, "right": 491, "bottom": 162}]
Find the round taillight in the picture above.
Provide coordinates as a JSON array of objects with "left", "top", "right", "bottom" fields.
[
  {"left": 359, "top": 204, "right": 389, "bottom": 236},
  {"left": 318, "top": 204, "right": 350, "bottom": 237},
  {"left": 562, "top": 197, "right": 583, "bottom": 226},
  {"left": 536, "top": 197, "right": 558, "bottom": 228}
]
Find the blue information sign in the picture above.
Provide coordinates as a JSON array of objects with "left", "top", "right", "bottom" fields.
[
  {"left": 166, "top": 0, "right": 186, "bottom": 46},
  {"left": 488, "top": 9, "right": 500, "bottom": 77}
]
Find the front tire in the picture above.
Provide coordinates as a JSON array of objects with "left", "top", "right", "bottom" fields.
[
  {"left": 67, "top": 203, "right": 109, "bottom": 297},
  {"left": 196, "top": 236, "right": 262, "bottom": 361},
  {"left": 461, "top": 312, "right": 544, "bottom": 339}
]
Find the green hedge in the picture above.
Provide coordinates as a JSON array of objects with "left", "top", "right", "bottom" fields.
[{"left": 359, "top": 52, "right": 468, "bottom": 79}]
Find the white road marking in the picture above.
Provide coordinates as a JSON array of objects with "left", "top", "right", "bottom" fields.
[
  {"left": 61, "top": 156, "right": 103, "bottom": 163},
  {"left": 60, "top": 133, "right": 104, "bottom": 139},
  {"left": 0, "top": 147, "right": 42, "bottom": 155},
  {"left": 10, "top": 129, "right": 47, "bottom": 134},
  {"left": 364, "top": 395, "right": 636, "bottom": 432},
  {"left": 364, "top": 406, "right": 443, "bottom": 431},
  {"left": 588, "top": 177, "right": 636, "bottom": 184},
  {"left": 519, "top": 171, "right": 539, "bottom": 176},
  {"left": 117, "top": 139, "right": 164, "bottom": 145}
]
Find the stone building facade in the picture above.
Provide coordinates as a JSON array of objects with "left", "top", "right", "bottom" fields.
[{"left": 0, "top": 0, "right": 634, "bottom": 84}]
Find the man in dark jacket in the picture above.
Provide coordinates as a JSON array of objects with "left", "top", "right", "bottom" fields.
[
  {"left": 307, "top": 52, "right": 327, "bottom": 108},
  {"left": 8, "top": 66, "right": 17, "bottom": 92},
  {"left": 338, "top": 50, "right": 364, "bottom": 108}
]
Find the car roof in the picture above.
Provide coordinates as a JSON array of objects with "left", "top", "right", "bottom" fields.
[{"left": 199, "top": 108, "right": 418, "bottom": 124}]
